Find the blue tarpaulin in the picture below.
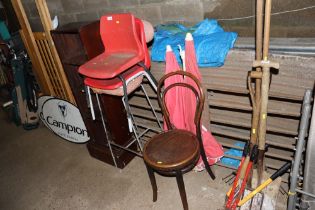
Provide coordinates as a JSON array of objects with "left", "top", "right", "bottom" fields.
[
  {"left": 151, "top": 19, "right": 238, "bottom": 67},
  {"left": 221, "top": 141, "right": 245, "bottom": 168}
]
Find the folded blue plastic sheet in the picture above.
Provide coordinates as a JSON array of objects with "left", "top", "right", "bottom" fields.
[
  {"left": 151, "top": 19, "right": 237, "bottom": 67},
  {"left": 220, "top": 141, "right": 245, "bottom": 168}
]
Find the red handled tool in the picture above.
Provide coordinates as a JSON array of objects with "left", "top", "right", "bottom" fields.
[
  {"left": 226, "top": 141, "right": 250, "bottom": 209},
  {"left": 230, "top": 145, "right": 258, "bottom": 210}
]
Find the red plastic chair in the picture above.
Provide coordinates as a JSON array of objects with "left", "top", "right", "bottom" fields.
[{"left": 78, "top": 13, "right": 162, "bottom": 166}]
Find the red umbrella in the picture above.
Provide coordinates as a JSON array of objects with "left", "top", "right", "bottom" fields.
[
  {"left": 183, "top": 33, "right": 224, "bottom": 169},
  {"left": 164, "top": 45, "right": 186, "bottom": 130}
]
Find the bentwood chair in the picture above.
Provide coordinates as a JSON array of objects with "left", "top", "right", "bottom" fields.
[{"left": 143, "top": 71, "right": 215, "bottom": 210}]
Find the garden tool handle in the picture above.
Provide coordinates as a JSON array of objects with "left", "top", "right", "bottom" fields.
[
  {"left": 226, "top": 141, "right": 250, "bottom": 198},
  {"left": 263, "top": 0, "right": 273, "bottom": 60},
  {"left": 247, "top": 72, "right": 262, "bottom": 110},
  {"left": 231, "top": 145, "right": 258, "bottom": 209},
  {"left": 243, "top": 141, "right": 250, "bottom": 157},
  {"left": 270, "top": 162, "right": 291, "bottom": 180},
  {"left": 238, "top": 162, "right": 291, "bottom": 206},
  {"left": 256, "top": 0, "right": 263, "bottom": 61},
  {"left": 252, "top": 60, "right": 279, "bottom": 70},
  {"left": 240, "top": 144, "right": 258, "bottom": 179},
  {"left": 250, "top": 145, "right": 259, "bottom": 162}
]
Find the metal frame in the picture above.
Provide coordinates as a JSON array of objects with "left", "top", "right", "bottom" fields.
[
  {"left": 288, "top": 89, "right": 315, "bottom": 210},
  {"left": 86, "top": 69, "right": 162, "bottom": 167}
]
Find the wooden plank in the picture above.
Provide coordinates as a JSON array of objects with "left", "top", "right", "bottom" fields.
[
  {"left": 208, "top": 91, "right": 301, "bottom": 117},
  {"left": 210, "top": 124, "right": 295, "bottom": 150},
  {"left": 210, "top": 108, "right": 299, "bottom": 136},
  {"left": 35, "top": 37, "right": 64, "bottom": 97},
  {"left": 35, "top": 0, "right": 75, "bottom": 104},
  {"left": 219, "top": 137, "right": 293, "bottom": 161},
  {"left": 17, "top": 28, "right": 52, "bottom": 94},
  {"left": 12, "top": 0, "right": 53, "bottom": 95}
]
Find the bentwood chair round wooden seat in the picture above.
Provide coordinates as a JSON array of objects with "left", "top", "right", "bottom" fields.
[
  {"left": 143, "top": 71, "right": 215, "bottom": 210},
  {"left": 144, "top": 129, "right": 200, "bottom": 171}
]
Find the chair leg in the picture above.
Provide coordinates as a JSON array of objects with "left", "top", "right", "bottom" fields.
[
  {"left": 86, "top": 86, "right": 95, "bottom": 120},
  {"left": 199, "top": 146, "right": 216, "bottom": 180},
  {"left": 145, "top": 164, "right": 157, "bottom": 202},
  {"left": 176, "top": 171, "right": 188, "bottom": 210},
  {"left": 138, "top": 62, "right": 158, "bottom": 91},
  {"left": 96, "top": 93, "right": 118, "bottom": 168}
]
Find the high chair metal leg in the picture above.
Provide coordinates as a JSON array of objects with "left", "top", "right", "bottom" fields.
[
  {"left": 95, "top": 93, "right": 118, "bottom": 168},
  {"left": 119, "top": 75, "right": 133, "bottom": 133},
  {"left": 140, "top": 84, "right": 162, "bottom": 130},
  {"left": 138, "top": 62, "right": 158, "bottom": 90},
  {"left": 86, "top": 86, "right": 95, "bottom": 120},
  {"left": 121, "top": 96, "right": 144, "bottom": 153}
]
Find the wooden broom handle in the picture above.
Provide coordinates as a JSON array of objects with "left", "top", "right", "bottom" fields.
[
  {"left": 256, "top": 0, "right": 264, "bottom": 61},
  {"left": 263, "top": 0, "right": 272, "bottom": 60}
]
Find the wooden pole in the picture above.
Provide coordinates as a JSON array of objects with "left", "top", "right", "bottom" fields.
[
  {"left": 256, "top": 0, "right": 280, "bottom": 184},
  {"left": 250, "top": 0, "right": 264, "bottom": 147},
  {"left": 247, "top": 0, "right": 264, "bottom": 188}
]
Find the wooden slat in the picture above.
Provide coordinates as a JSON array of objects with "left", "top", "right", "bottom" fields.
[
  {"left": 219, "top": 137, "right": 292, "bottom": 161},
  {"left": 210, "top": 108, "right": 299, "bottom": 136},
  {"left": 208, "top": 91, "right": 301, "bottom": 117},
  {"left": 210, "top": 124, "right": 295, "bottom": 150},
  {"left": 35, "top": 37, "right": 59, "bottom": 93},
  {"left": 13, "top": 0, "right": 53, "bottom": 96},
  {"left": 35, "top": 0, "right": 75, "bottom": 103}
]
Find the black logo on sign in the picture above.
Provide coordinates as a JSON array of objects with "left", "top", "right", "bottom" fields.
[{"left": 58, "top": 102, "right": 67, "bottom": 118}]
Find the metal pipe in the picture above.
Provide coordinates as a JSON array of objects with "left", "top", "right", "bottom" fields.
[
  {"left": 296, "top": 189, "right": 315, "bottom": 199},
  {"left": 287, "top": 90, "right": 312, "bottom": 210},
  {"left": 301, "top": 90, "right": 315, "bottom": 210}
]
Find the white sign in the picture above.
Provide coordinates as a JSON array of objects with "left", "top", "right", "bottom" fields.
[
  {"left": 38, "top": 95, "right": 54, "bottom": 129},
  {"left": 39, "top": 96, "right": 89, "bottom": 143}
]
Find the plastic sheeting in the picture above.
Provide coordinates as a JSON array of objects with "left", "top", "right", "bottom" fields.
[
  {"left": 151, "top": 19, "right": 237, "bottom": 67},
  {"left": 221, "top": 141, "right": 245, "bottom": 168}
]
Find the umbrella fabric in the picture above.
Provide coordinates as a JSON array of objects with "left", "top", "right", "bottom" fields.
[
  {"left": 183, "top": 33, "right": 224, "bottom": 168},
  {"left": 164, "top": 45, "right": 185, "bottom": 130}
]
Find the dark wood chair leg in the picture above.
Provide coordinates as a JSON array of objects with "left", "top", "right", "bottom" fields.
[
  {"left": 176, "top": 171, "right": 188, "bottom": 210},
  {"left": 199, "top": 146, "right": 216, "bottom": 180},
  {"left": 145, "top": 164, "right": 157, "bottom": 202}
]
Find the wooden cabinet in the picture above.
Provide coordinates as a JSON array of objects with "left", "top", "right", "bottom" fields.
[{"left": 51, "top": 21, "right": 135, "bottom": 168}]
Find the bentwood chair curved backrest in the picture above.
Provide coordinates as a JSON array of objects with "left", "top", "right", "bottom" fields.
[{"left": 143, "top": 71, "right": 215, "bottom": 210}]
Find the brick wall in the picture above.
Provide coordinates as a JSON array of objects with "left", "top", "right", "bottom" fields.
[{"left": 22, "top": 0, "right": 315, "bottom": 37}]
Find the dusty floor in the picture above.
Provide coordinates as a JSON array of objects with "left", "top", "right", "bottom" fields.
[{"left": 0, "top": 110, "right": 287, "bottom": 210}]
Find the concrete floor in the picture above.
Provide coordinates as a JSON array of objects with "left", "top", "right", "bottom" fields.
[{"left": 0, "top": 110, "right": 287, "bottom": 210}]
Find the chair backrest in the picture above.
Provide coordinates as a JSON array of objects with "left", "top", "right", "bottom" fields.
[
  {"left": 134, "top": 18, "right": 150, "bottom": 68},
  {"left": 100, "top": 13, "right": 144, "bottom": 58},
  {"left": 157, "top": 71, "right": 204, "bottom": 139}
]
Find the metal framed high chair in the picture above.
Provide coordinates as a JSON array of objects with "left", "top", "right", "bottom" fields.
[{"left": 78, "top": 13, "right": 162, "bottom": 167}]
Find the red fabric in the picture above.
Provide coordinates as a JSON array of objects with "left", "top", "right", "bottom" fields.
[
  {"left": 164, "top": 47, "right": 186, "bottom": 130},
  {"left": 163, "top": 35, "right": 223, "bottom": 170},
  {"left": 183, "top": 34, "right": 223, "bottom": 168}
]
